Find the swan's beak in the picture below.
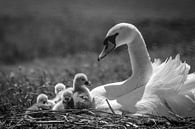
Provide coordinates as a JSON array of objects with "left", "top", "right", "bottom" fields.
[{"left": 98, "top": 40, "right": 116, "bottom": 61}]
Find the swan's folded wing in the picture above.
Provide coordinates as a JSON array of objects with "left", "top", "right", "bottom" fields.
[
  {"left": 143, "top": 55, "right": 189, "bottom": 96},
  {"left": 179, "top": 73, "right": 195, "bottom": 94},
  {"left": 152, "top": 58, "right": 161, "bottom": 71},
  {"left": 136, "top": 55, "right": 194, "bottom": 116}
]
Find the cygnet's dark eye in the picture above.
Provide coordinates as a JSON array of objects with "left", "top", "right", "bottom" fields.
[
  {"left": 81, "top": 95, "right": 88, "bottom": 100},
  {"left": 43, "top": 101, "right": 47, "bottom": 104},
  {"left": 65, "top": 95, "right": 72, "bottom": 101},
  {"left": 81, "top": 78, "right": 86, "bottom": 82}
]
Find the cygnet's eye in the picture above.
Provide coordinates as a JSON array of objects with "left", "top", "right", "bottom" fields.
[
  {"left": 80, "top": 95, "right": 88, "bottom": 100},
  {"left": 42, "top": 100, "right": 47, "bottom": 104},
  {"left": 81, "top": 78, "right": 85, "bottom": 81},
  {"left": 64, "top": 96, "right": 70, "bottom": 101}
]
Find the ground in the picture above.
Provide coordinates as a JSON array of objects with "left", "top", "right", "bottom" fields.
[{"left": 0, "top": 52, "right": 195, "bottom": 128}]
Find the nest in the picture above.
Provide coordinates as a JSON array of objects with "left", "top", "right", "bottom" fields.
[
  {"left": 1, "top": 108, "right": 195, "bottom": 129},
  {"left": 0, "top": 69, "right": 195, "bottom": 129}
]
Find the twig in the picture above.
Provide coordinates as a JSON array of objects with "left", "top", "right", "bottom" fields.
[
  {"left": 105, "top": 99, "right": 116, "bottom": 115},
  {"left": 126, "top": 121, "right": 139, "bottom": 128},
  {"left": 31, "top": 120, "right": 65, "bottom": 124},
  {"left": 168, "top": 111, "right": 184, "bottom": 120}
]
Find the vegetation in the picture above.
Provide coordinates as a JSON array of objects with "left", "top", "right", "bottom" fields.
[{"left": 1, "top": 53, "right": 195, "bottom": 128}]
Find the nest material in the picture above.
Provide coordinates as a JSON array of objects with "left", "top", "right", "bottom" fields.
[
  {"left": 0, "top": 109, "right": 195, "bottom": 129},
  {"left": 0, "top": 68, "right": 195, "bottom": 129}
]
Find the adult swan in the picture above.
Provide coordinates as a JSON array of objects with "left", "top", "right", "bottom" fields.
[{"left": 91, "top": 23, "right": 195, "bottom": 117}]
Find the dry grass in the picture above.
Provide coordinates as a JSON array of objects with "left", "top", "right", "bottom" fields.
[{"left": 1, "top": 108, "right": 195, "bottom": 129}]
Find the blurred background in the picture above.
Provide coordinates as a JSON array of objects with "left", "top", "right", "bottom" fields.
[
  {"left": 0, "top": 0, "right": 194, "bottom": 62},
  {"left": 0, "top": 0, "right": 194, "bottom": 69}
]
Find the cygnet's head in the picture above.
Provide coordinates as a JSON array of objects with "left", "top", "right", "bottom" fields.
[
  {"left": 73, "top": 73, "right": 91, "bottom": 88},
  {"left": 98, "top": 23, "right": 139, "bottom": 61},
  {"left": 61, "top": 90, "right": 73, "bottom": 103},
  {"left": 55, "top": 83, "right": 66, "bottom": 94},
  {"left": 37, "top": 94, "right": 48, "bottom": 104}
]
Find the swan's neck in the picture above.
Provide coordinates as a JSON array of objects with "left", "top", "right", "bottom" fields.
[
  {"left": 73, "top": 84, "right": 79, "bottom": 91},
  {"left": 102, "top": 32, "right": 153, "bottom": 99},
  {"left": 125, "top": 32, "right": 153, "bottom": 89},
  {"left": 128, "top": 33, "right": 152, "bottom": 75}
]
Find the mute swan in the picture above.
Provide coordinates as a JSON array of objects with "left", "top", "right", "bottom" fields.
[
  {"left": 55, "top": 83, "right": 66, "bottom": 94},
  {"left": 91, "top": 23, "right": 195, "bottom": 116},
  {"left": 52, "top": 89, "right": 74, "bottom": 111},
  {"left": 72, "top": 73, "right": 91, "bottom": 91},
  {"left": 52, "top": 83, "right": 66, "bottom": 103},
  {"left": 71, "top": 73, "right": 93, "bottom": 109},
  {"left": 26, "top": 94, "right": 53, "bottom": 113}
]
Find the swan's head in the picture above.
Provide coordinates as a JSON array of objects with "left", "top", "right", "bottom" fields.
[
  {"left": 61, "top": 89, "right": 73, "bottom": 103},
  {"left": 73, "top": 73, "right": 91, "bottom": 88},
  {"left": 98, "top": 23, "right": 138, "bottom": 61},
  {"left": 55, "top": 83, "right": 66, "bottom": 95},
  {"left": 37, "top": 94, "right": 48, "bottom": 104}
]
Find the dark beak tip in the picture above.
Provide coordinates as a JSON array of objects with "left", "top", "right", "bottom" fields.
[
  {"left": 85, "top": 81, "right": 91, "bottom": 86},
  {"left": 97, "top": 57, "right": 101, "bottom": 62}
]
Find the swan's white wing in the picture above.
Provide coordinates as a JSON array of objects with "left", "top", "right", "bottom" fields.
[
  {"left": 136, "top": 55, "right": 195, "bottom": 116},
  {"left": 180, "top": 73, "right": 195, "bottom": 94},
  {"left": 91, "top": 80, "right": 128, "bottom": 99},
  {"left": 151, "top": 56, "right": 195, "bottom": 94},
  {"left": 144, "top": 55, "right": 189, "bottom": 94},
  {"left": 152, "top": 58, "right": 161, "bottom": 71}
]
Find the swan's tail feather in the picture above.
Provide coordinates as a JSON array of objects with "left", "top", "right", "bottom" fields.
[
  {"left": 152, "top": 58, "right": 162, "bottom": 72},
  {"left": 137, "top": 55, "right": 195, "bottom": 116},
  {"left": 145, "top": 55, "right": 189, "bottom": 94},
  {"left": 152, "top": 58, "right": 161, "bottom": 67}
]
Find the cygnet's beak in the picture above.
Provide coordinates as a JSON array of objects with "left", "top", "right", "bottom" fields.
[
  {"left": 64, "top": 97, "right": 71, "bottom": 102},
  {"left": 84, "top": 80, "right": 91, "bottom": 86},
  {"left": 98, "top": 36, "right": 116, "bottom": 61},
  {"left": 57, "top": 89, "right": 61, "bottom": 94}
]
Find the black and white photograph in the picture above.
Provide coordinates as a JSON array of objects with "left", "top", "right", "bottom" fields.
[{"left": 0, "top": 0, "right": 194, "bottom": 128}]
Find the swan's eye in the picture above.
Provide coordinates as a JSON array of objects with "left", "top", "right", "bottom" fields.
[{"left": 104, "top": 33, "right": 119, "bottom": 45}]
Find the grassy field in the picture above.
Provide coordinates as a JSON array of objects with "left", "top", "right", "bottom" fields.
[
  {"left": 0, "top": 52, "right": 130, "bottom": 110},
  {"left": 0, "top": 51, "right": 132, "bottom": 128},
  {"left": 1, "top": 51, "right": 195, "bottom": 128},
  {"left": 1, "top": 49, "right": 195, "bottom": 108}
]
